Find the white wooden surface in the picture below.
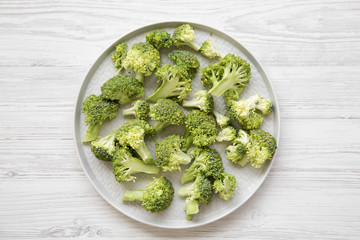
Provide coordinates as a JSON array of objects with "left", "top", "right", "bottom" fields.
[{"left": 1, "top": 0, "right": 359, "bottom": 239}]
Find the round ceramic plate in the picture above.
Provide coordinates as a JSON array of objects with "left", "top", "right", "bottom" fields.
[{"left": 74, "top": 22, "right": 280, "bottom": 229}]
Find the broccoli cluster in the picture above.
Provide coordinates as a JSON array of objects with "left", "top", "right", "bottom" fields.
[{"left": 81, "top": 23, "right": 277, "bottom": 219}]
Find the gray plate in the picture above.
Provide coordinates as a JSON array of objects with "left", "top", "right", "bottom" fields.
[{"left": 74, "top": 21, "right": 280, "bottom": 229}]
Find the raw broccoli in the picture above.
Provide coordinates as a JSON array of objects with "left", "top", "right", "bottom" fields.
[
  {"left": 168, "top": 49, "right": 200, "bottom": 77},
  {"left": 178, "top": 174, "right": 213, "bottom": 221},
  {"left": 213, "top": 173, "right": 236, "bottom": 200},
  {"left": 155, "top": 135, "right": 191, "bottom": 172},
  {"left": 181, "top": 147, "right": 224, "bottom": 184},
  {"left": 199, "top": 40, "right": 223, "bottom": 59},
  {"left": 115, "top": 119, "right": 155, "bottom": 164},
  {"left": 146, "top": 30, "right": 172, "bottom": 50},
  {"left": 82, "top": 94, "right": 119, "bottom": 142},
  {"left": 226, "top": 94, "right": 272, "bottom": 130},
  {"left": 213, "top": 110, "right": 230, "bottom": 128},
  {"left": 90, "top": 130, "right": 118, "bottom": 161},
  {"left": 122, "top": 176, "right": 174, "bottom": 212},
  {"left": 112, "top": 148, "right": 159, "bottom": 183},
  {"left": 122, "top": 100, "right": 150, "bottom": 120},
  {"left": 146, "top": 64, "right": 192, "bottom": 103},
  {"left": 172, "top": 24, "right": 200, "bottom": 51},
  {"left": 216, "top": 126, "right": 237, "bottom": 142},
  {"left": 182, "top": 90, "right": 214, "bottom": 114},
  {"left": 200, "top": 54, "right": 251, "bottom": 100},
  {"left": 226, "top": 129, "right": 249, "bottom": 166},
  {"left": 149, "top": 99, "right": 186, "bottom": 133},
  {"left": 111, "top": 42, "right": 127, "bottom": 75},
  {"left": 122, "top": 42, "right": 160, "bottom": 83},
  {"left": 101, "top": 75, "right": 144, "bottom": 105},
  {"left": 182, "top": 110, "right": 218, "bottom": 151}
]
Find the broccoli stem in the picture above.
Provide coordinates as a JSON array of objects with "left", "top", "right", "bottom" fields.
[
  {"left": 181, "top": 162, "right": 197, "bottom": 184},
  {"left": 135, "top": 72, "right": 144, "bottom": 84},
  {"left": 178, "top": 183, "right": 196, "bottom": 197},
  {"left": 122, "top": 190, "right": 145, "bottom": 201},
  {"left": 182, "top": 99, "right": 201, "bottom": 109},
  {"left": 185, "top": 198, "right": 199, "bottom": 221},
  {"left": 83, "top": 121, "right": 102, "bottom": 143},
  {"left": 176, "top": 151, "right": 192, "bottom": 165},
  {"left": 237, "top": 156, "right": 250, "bottom": 167},
  {"left": 113, "top": 67, "right": 123, "bottom": 77},
  {"left": 134, "top": 141, "right": 154, "bottom": 164},
  {"left": 122, "top": 106, "right": 136, "bottom": 116},
  {"left": 181, "top": 128, "right": 193, "bottom": 153},
  {"left": 154, "top": 121, "right": 170, "bottom": 133},
  {"left": 186, "top": 42, "right": 200, "bottom": 51},
  {"left": 126, "top": 155, "right": 159, "bottom": 175},
  {"left": 209, "top": 68, "right": 248, "bottom": 97},
  {"left": 146, "top": 76, "right": 179, "bottom": 102}
]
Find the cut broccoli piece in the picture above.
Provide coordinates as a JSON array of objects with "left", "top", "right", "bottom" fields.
[
  {"left": 182, "top": 90, "right": 214, "bottom": 114},
  {"left": 82, "top": 94, "right": 119, "bottom": 142},
  {"left": 146, "top": 64, "right": 192, "bottom": 103},
  {"left": 122, "top": 42, "right": 160, "bottom": 83},
  {"left": 122, "top": 100, "right": 150, "bottom": 120},
  {"left": 199, "top": 39, "right": 223, "bottom": 59},
  {"left": 226, "top": 144, "right": 248, "bottom": 166},
  {"left": 181, "top": 147, "right": 224, "bottom": 184},
  {"left": 149, "top": 99, "right": 186, "bottom": 133},
  {"left": 213, "top": 110, "right": 230, "bottom": 128},
  {"left": 172, "top": 24, "right": 200, "bottom": 51},
  {"left": 213, "top": 173, "right": 236, "bottom": 200},
  {"left": 200, "top": 54, "right": 251, "bottom": 100},
  {"left": 101, "top": 75, "right": 144, "bottom": 105},
  {"left": 90, "top": 130, "right": 118, "bottom": 161},
  {"left": 146, "top": 30, "right": 173, "bottom": 50},
  {"left": 168, "top": 49, "right": 200, "bottom": 78},
  {"left": 112, "top": 148, "right": 159, "bottom": 183},
  {"left": 122, "top": 176, "right": 174, "bottom": 212},
  {"left": 216, "top": 126, "right": 237, "bottom": 142},
  {"left": 111, "top": 42, "right": 127, "bottom": 75},
  {"left": 115, "top": 119, "right": 155, "bottom": 164}
]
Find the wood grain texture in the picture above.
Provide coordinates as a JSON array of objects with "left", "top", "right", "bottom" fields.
[{"left": 1, "top": 0, "right": 360, "bottom": 239}]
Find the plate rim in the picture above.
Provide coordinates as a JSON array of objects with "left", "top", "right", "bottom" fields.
[{"left": 73, "top": 21, "right": 281, "bottom": 229}]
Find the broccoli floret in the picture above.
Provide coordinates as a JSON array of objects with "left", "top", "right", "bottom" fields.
[
  {"left": 115, "top": 119, "right": 155, "bottom": 164},
  {"left": 216, "top": 126, "right": 237, "bottom": 142},
  {"left": 122, "top": 176, "right": 174, "bottom": 212},
  {"left": 111, "top": 42, "right": 127, "bottom": 75},
  {"left": 226, "top": 144, "right": 248, "bottom": 166},
  {"left": 112, "top": 148, "right": 159, "bottom": 183},
  {"left": 183, "top": 110, "right": 218, "bottom": 150},
  {"left": 90, "top": 130, "right": 118, "bottom": 161},
  {"left": 155, "top": 135, "right": 191, "bottom": 172},
  {"left": 213, "top": 110, "right": 230, "bottom": 128},
  {"left": 178, "top": 174, "right": 213, "bottom": 221},
  {"left": 168, "top": 49, "right": 200, "bottom": 77},
  {"left": 200, "top": 54, "right": 251, "bottom": 100},
  {"left": 122, "top": 42, "right": 160, "bottom": 83},
  {"left": 149, "top": 99, "right": 186, "bottom": 133},
  {"left": 146, "top": 64, "right": 192, "bottom": 103},
  {"left": 146, "top": 30, "right": 173, "bottom": 50},
  {"left": 226, "top": 94, "right": 272, "bottom": 130},
  {"left": 181, "top": 147, "right": 224, "bottom": 184},
  {"left": 182, "top": 90, "right": 214, "bottom": 114},
  {"left": 172, "top": 24, "right": 200, "bottom": 51},
  {"left": 101, "top": 75, "right": 144, "bottom": 105},
  {"left": 122, "top": 100, "right": 150, "bottom": 120},
  {"left": 199, "top": 40, "right": 223, "bottom": 59},
  {"left": 82, "top": 94, "right": 119, "bottom": 142},
  {"left": 213, "top": 173, "right": 236, "bottom": 200}
]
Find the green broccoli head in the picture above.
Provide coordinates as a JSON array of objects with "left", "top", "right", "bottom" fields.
[
  {"left": 112, "top": 148, "right": 159, "bottom": 183},
  {"left": 216, "top": 126, "right": 237, "bottom": 142},
  {"left": 182, "top": 90, "right": 214, "bottom": 114},
  {"left": 90, "top": 130, "right": 118, "bottom": 161},
  {"left": 115, "top": 119, "right": 155, "bottom": 164},
  {"left": 226, "top": 144, "right": 248, "bottom": 166},
  {"left": 82, "top": 94, "right": 119, "bottom": 142},
  {"left": 184, "top": 110, "right": 218, "bottom": 148},
  {"left": 146, "top": 64, "right": 192, "bottom": 103},
  {"left": 146, "top": 29, "right": 173, "bottom": 50},
  {"left": 200, "top": 54, "right": 251, "bottom": 100},
  {"left": 155, "top": 135, "right": 191, "bottom": 172},
  {"left": 181, "top": 147, "right": 224, "bottom": 184},
  {"left": 212, "top": 110, "right": 230, "bottom": 128},
  {"left": 111, "top": 42, "right": 127, "bottom": 70},
  {"left": 101, "top": 75, "right": 144, "bottom": 105},
  {"left": 122, "top": 42, "right": 160, "bottom": 83},
  {"left": 199, "top": 39, "right": 223, "bottom": 59},
  {"left": 247, "top": 130, "right": 277, "bottom": 168},
  {"left": 122, "top": 100, "right": 150, "bottom": 121},
  {"left": 168, "top": 49, "right": 200, "bottom": 77},
  {"left": 149, "top": 99, "right": 186, "bottom": 133},
  {"left": 122, "top": 176, "right": 174, "bottom": 213},
  {"left": 172, "top": 24, "right": 200, "bottom": 51},
  {"left": 213, "top": 173, "right": 237, "bottom": 200}
]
